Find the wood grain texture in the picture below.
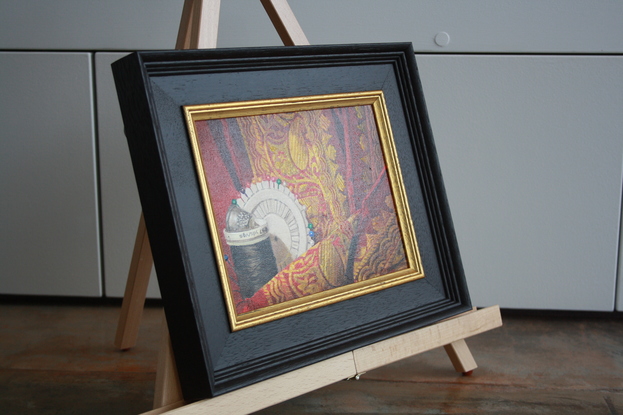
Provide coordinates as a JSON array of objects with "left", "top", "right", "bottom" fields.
[
  {"left": 175, "top": 0, "right": 196, "bottom": 50},
  {"left": 260, "top": 0, "right": 310, "bottom": 46},
  {"left": 149, "top": 354, "right": 355, "bottom": 415},
  {"left": 190, "top": 0, "right": 220, "bottom": 49},
  {"left": 353, "top": 306, "right": 501, "bottom": 373},
  {"left": 444, "top": 339, "right": 478, "bottom": 374},
  {"left": 175, "top": 0, "right": 221, "bottom": 49},
  {"left": 153, "top": 319, "right": 183, "bottom": 409}
]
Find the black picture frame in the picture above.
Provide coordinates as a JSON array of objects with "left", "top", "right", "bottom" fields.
[{"left": 112, "top": 43, "right": 471, "bottom": 401}]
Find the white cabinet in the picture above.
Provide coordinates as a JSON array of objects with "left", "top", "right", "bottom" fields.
[
  {"left": 416, "top": 55, "right": 623, "bottom": 311},
  {"left": 95, "top": 53, "right": 160, "bottom": 299},
  {"left": 0, "top": 52, "right": 101, "bottom": 296},
  {"left": 1, "top": 1, "right": 622, "bottom": 310}
]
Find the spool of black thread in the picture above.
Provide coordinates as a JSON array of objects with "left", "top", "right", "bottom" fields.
[
  {"left": 224, "top": 202, "right": 279, "bottom": 299},
  {"left": 230, "top": 238, "right": 279, "bottom": 299}
]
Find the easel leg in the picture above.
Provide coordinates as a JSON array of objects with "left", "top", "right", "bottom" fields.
[
  {"left": 114, "top": 213, "right": 153, "bottom": 350},
  {"left": 260, "top": 0, "right": 309, "bottom": 45},
  {"left": 153, "top": 316, "right": 184, "bottom": 409},
  {"left": 175, "top": 0, "right": 196, "bottom": 49},
  {"left": 177, "top": 0, "right": 221, "bottom": 49},
  {"left": 444, "top": 339, "right": 478, "bottom": 376}
]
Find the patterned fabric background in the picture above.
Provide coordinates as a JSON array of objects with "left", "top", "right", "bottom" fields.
[{"left": 194, "top": 105, "right": 408, "bottom": 315}]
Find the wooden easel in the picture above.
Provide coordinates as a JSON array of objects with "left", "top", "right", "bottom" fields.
[{"left": 114, "top": 1, "right": 503, "bottom": 413}]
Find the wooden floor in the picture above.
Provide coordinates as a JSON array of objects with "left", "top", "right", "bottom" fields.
[{"left": 0, "top": 300, "right": 621, "bottom": 414}]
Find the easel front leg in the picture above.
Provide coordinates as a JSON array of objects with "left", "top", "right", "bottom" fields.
[
  {"left": 153, "top": 317, "right": 184, "bottom": 409},
  {"left": 444, "top": 339, "right": 477, "bottom": 376}
]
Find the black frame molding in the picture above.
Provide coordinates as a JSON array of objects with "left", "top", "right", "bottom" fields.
[{"left": 112, "top": 43, "right": 471, "bottom": 401}]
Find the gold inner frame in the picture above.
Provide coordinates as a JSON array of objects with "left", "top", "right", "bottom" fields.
[{"left": 184, "top": 91, "right": 424, "bottom": 331}]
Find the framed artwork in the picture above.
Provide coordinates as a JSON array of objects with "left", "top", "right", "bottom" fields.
[
  {"left": 184, "top": 91, "right": 424, "bottom": 331},
  {"left": 113, "top": 43, "right": 471, "bottom": 401}
]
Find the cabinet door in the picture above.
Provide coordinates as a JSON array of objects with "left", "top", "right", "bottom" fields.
[
  {"left": 618, "top": 231, "right": 623, "bottom": 311},
  {"left": 95, "top": 53, "right": 160, "bottom": 298},
  {"left": 416, "top": 55, "right": 623, "bottom": 311},
  {"left": 0, "top": 52, "right": 101, "bottom": 296}
]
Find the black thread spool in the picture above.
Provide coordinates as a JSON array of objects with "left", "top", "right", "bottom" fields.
[{"left": 224, "top": 203, "right": 279, "bottom": 299}]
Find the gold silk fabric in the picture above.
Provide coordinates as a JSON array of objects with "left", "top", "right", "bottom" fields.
[{"left": 195, "top": 105, "right": 408, "bottom": 315}]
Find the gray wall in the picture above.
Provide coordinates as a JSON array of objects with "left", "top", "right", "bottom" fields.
[{"left": 1, "top": 0, "right": 622, "bottom": 311}]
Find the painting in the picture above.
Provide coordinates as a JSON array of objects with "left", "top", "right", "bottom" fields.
[
  {"left": 184, "top": 92, "right": 424, "bottom": 330},
  {"left": 112, "top": 43, "right": 471, "bottom": 400}
]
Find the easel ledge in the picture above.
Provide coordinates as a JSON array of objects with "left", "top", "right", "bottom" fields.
[{"left": 144, "top": 306, "right": 502, "bottom": 415}]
